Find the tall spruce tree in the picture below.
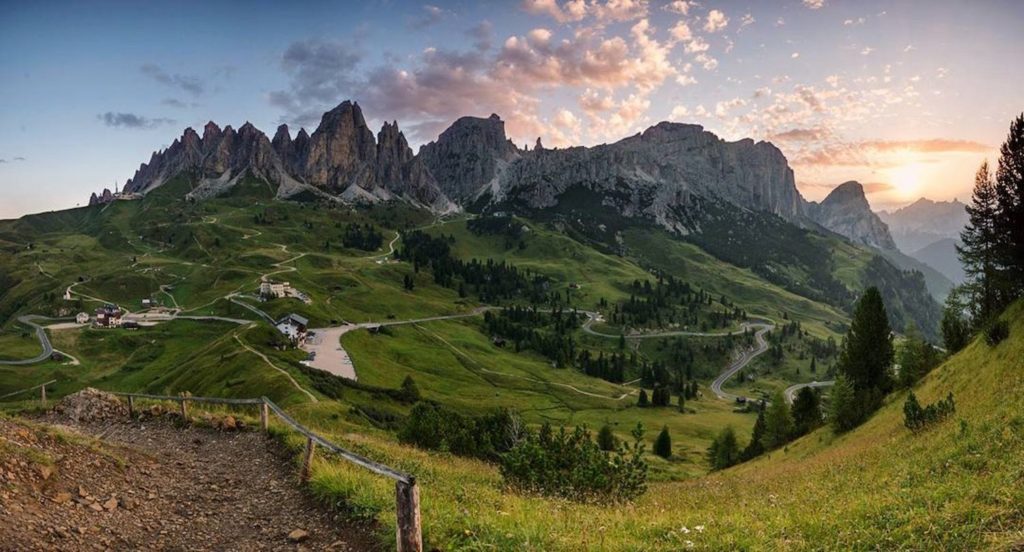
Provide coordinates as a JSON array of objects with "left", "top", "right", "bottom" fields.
[
  {"left": 708, "top": 426, "right": 741, "bottom": 470},
  {"left": 829, "top": 373, "right": 860, "bottom": 433},
  {"left": 741, "top": 409, "right": 767, "bottom": 460},
  {"left": 993, "top": 113, "right": 1024, "bottom": 302},
  {"left": 958, "top": 161, "right": 1003, "bottom": 322},
  {"left": 836, "top": 287, "right": 894, "bottom": 420},
  {"left": 791, "top": 387, "right": 823, "bottom": 436},
  {"left": 762, "top": 391, "right": 794, "bottom": 449}
]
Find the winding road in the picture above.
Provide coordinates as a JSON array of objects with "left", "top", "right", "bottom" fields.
[
  {"left": 0, "top": 316, "right": 56, "bottom": 365},
  {"left": 783, "top": 380, "right": 835, "bottom": 403},
  {"left": 709, "top": 322, "right": 774, "bottom": 402}
]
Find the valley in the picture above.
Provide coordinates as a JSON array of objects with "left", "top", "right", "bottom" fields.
[{"left": 2, "top": 98, "right": 1019, "bottom": 551}]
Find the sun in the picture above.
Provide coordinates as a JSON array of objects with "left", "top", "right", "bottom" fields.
[{"left": 887, "top": 163, "right": 924, "bottom": 199}]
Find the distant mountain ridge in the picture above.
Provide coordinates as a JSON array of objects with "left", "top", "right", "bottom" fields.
[
  {"left": 877, "top": 197, "right": 969, "bottom": 283},
  {"left": 96, "top": 99, "right": 897, "bottom": 252}
]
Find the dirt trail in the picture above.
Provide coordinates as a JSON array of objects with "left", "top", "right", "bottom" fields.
[{"left": 0, "top": 416, "right": 376, "bottom": 551}]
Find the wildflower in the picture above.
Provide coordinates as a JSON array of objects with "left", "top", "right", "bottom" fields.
[
  {"left": 695, "top": 525, "right": 705, "bottom": 533},
  {"left": 681, "top": 526, "right": 690, "bottom": 534},
  {"left": 685, "top": 540, "right": 695, "bottom": 549}
]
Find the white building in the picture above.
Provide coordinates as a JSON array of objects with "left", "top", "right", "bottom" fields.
[
  {"left": 76, "top": 312, "right": 90, "bottom": 324},
  {"left": 260, "top": 281, "right": 291, "bottom": 299},
  {"left": 275, "top": 313, "right": 309, "bottom": 342}
]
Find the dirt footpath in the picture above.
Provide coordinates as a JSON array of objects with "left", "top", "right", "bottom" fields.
[{"left": 0, "top": 416, "right": 379, "bottom": 551}]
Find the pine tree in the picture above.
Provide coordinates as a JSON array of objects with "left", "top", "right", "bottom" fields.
[
  {"left": 597, "top": 424, "right": 616, "bottom": 451},
  {"left": 677, "top": 390, "right": 686, "bottom": 412},
  {"left": 941, "top": 287, "right": 972, "bottom": 353},
  {"left": 637, "top": 389, "right": 649, "bottom": 407},
  {"left": 654, "top": 425, "right": 672, "bottom": 458},
  {"left": 707, "top": 426, "right": 740, "bottom": 470},
  {"left": 993, "top": 113, "right": 1024, "bottom": 302},
  {"left": 810, "top": 356, "right": 817, "bottom": 373},
  {"left": 791, "top": 387, "right": 822, "bottom": 436},
  {"left": 958, "top": 161, "right": 1002, "bottom": 322},
  {"left": 835, "top": 287, "right": 893, "bottom": 422},
  {"left": 741, "top": 410, "right": 766, "bottom": 460},
  {"left": 829, "top": 373, "right": 860, "bottom": 433},
  {"left": 762, "top": 391, "right": 794, "bottom": 449}
]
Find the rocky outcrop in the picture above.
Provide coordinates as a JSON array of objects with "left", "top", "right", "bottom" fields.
[
  {"left": 418, "top": 114, "right": 521, "bottom": 202},
  {"left": 807, "top": 181, "right": 897, "bottom": 250},
  {"left": 493, "top": 122, "right": 806, "bottom": 231},
  {"left": 122, "top": 101, "right": 447, "bottom": 208},
  {"left": 88, "top": 189, "right": 115, "bottom": 206}
]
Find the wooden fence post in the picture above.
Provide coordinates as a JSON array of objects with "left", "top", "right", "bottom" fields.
[
  {"left": 128, "top": 396, "right": 135, "bottom": 418},
  {"left": 300, "top": 437, "right": 315, "bottom": 483},
  {"left": 179, "top": 395, "right": 188, "bottom": 420},
  {"left": 396, "top": 481, "right": 423, "bottom": 552},
  {"left": 260, "top": 402, "right": 269, "bottom": 432},
  {"left": 40, "top": 384, "right": 46, "bottom": 406}
]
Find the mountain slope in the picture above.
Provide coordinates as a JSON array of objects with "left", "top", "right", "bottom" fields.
[
  {"left": 911, "top": 237, "right": 965, "bottom": 283},
  {"left": 284, "top": 300, "right": 1024, "bottom": 550}
]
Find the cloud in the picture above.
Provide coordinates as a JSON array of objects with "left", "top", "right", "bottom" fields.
[
  {"left": 140, "top": 64, "right": 205, "bottom": 96},
  {"left": 409, "top": 4, "right": 445, "bottom": 30},
  {"left": 794, "top": 139, "right": 991, "bottom": 166},
  {"left": 98, "top": 112, "right": 175, "bottom": 129},
  {"left": 468, "top": 20, "right": 494, "bottom": 51},
  {"left": 520, "top": 0, "right": 647, "bottom": 23},
  {"left": 670, "top": 104, "right": 689, "bottom": 118},
  {"left": 269, "top": 39, "right": 363, "bottom": 127},
  {"left": 739, "top": 13, "right": 755, "bottom": 28},
  {"left": 802, "top": 0, "right": 825, "bottom": 9},
  {"left": 663, "top": 1, "right": 691, "bottom": 15},
  {"left": 13, "top": 156, "right": 26, "bottom": 161},
  {"left": 669, "top": 20, "right": 692, "bottom": 41},
  {"left": 769, "top": 127, "right": 826, "bottom": 142},
  {"left": 704, "top": 10, "right": 728, "bottom": 33},
  {"left": 860, "top": 47, "right": 874, "bottom": 55},
  {"left": 161, "top": 98, "right": 188, "bottom": 108}
]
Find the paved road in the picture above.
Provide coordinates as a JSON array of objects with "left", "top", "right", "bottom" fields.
[
  {"left": 783, "top": 380, "right": 835, "bottom": 404},
  {"left": 709, "top": 322, "right": 774, "bottom": 402},
  {"left": 0, "top": 315, "right": 59, "bottom": 365},
  {"left": 582, "top": 315, "right": 759, "bottom": 339}
]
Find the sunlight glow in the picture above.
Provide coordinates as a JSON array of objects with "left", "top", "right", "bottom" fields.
[{"left": 885, "top": 162, "right": 925, "bottom": 200}]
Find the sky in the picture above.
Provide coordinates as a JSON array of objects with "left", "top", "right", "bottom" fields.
[{"left": 1, "top": 0, "right": 1022, "bottom": 219}]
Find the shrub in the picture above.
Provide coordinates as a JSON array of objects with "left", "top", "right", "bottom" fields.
[
  {"left": 985, "top": 320, "right": 1009, "bottom": 346},
  {"left": 501, "top": 423, "right": 648, "bottom": 503},
  {"left": 397, "top": 402, "right": 524, "bottom": 461},
  {"left": 654, "top": 426, "right": 672, "bottom": 458},
  {"left": 903, "top": 392, "right": 956, "bottom": 431},
  {"left": 399, "top": 375, "right": 421, "bottom": 402}
]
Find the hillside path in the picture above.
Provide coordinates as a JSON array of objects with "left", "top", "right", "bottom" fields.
[{"left": 0, "top": 416, "right": 374, "bottom": 551}]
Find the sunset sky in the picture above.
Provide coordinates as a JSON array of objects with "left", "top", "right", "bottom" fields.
[{"left": 1, "top": 0, "right": 1021, "bottom": 218}]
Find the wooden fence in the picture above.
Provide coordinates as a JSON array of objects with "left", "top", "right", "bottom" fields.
[
  {"left": 0, "top": 379, "right": 56, "bottom": 405},
  {"left": 0, "top": 383, "right": 421, "bottom": 551}
]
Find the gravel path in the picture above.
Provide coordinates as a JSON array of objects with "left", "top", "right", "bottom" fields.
[{"left": 0, "top": 416, "right": 378, "bottom": 551}]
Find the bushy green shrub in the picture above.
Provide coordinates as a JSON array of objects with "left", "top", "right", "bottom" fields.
[
  {"left": 397, "top": 402, "right": 524, "bottom": 462},
  {"left": 985, "top": 319, "right": 1009, "bottom": 346},
  {"left": 501, "top": 423, "right": 648, "bottom": 503},
  {"left": 903, "top": 392, "right": 956, "bottom": 431}
]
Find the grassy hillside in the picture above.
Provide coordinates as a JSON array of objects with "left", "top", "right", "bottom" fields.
[{"left": 284, "top": 301, "right": 1024, "bottom": 550}]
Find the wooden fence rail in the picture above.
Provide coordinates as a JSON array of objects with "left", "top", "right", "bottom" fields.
[
  {"left": 0, "top": 379, "right": 56, "bottom": 405},
  {"left": 111, "top": 391, "right": 421, "bottom": 552}
]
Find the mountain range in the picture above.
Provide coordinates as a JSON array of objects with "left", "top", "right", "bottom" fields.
[
  {"left": 91, "top": 100, "right": 906, "bottom": 255},
  {"left": 878, "top": 198, "right": 969, "bottom": 283}
]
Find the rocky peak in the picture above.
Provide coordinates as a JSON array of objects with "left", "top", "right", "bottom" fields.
[
  {"left": 272, "top": 124, "right": 291, "bottom": 146},
  {"left": 418, "top": 113, "right": 521, "bottom": 201},
  {"left": 202, "top": 121, "right": 222, "bottom": 142},
  {"left": 808, "top": 181, "right": 897, "bottom": 250},
  {"left": 534, "top": 137, "right": 544, "bottom": 151}
]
